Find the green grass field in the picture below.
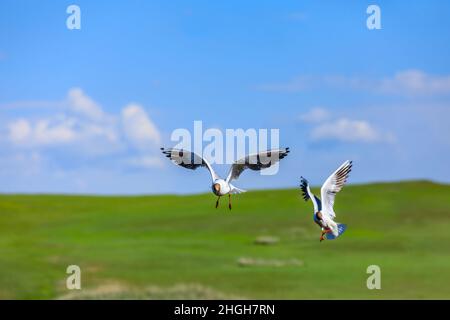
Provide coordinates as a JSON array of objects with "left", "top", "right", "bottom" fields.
[{"left": 0, "top": 180, "right": 449, "bottom": 299}]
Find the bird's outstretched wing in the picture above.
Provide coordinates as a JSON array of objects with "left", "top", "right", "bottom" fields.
[
  {"left": 299, "top": 177, "right": 321, "bottom": 213},
  {"left": 161, "top": 148, "right": 219, "bottom": 181},
  {"left": 320, "top": 160, "right": 353, "bottom": 219},
  {"left": 226, "top": 148, "right": 290, "bottom": 183}
]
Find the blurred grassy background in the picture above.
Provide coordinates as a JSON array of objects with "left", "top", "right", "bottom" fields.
[{"left": 0, "top": 180, "right": 449, "bottom": 299}]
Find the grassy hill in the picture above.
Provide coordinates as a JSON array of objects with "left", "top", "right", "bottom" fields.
[{"left": 0, "top": 181, "right": 449, "bottom": 299}]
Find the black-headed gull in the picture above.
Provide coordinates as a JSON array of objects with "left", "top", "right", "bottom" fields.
[
  {"left": 299, "top": 160, "right": 353, "bottom": 242},
  {"left": 161, "top": 147, "right": 290, "bottom": 209}
]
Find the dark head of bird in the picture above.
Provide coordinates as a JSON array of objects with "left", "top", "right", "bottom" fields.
[
  {"left": 213, "top": 183, "right": 221, "bottom": 195},
  {"left": 313, "top": 211, "right": 324, "bottom": 228}
]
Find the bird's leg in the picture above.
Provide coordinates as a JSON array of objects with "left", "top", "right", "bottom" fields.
[
  {"left": 215, "top": 196, "right": 220, "bottom": 209},
  {"left": 320, "top": 228, "right": 332, "bottom": 242},
  {"left": 228, "top": 194, "right": 232, "bottom": 210},
  {"left": 320, "top": 230, "right": 325, "bottom": 242}
]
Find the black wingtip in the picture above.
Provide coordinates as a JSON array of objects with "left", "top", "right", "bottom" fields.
[{"left": 299, "top": 176, "right": 310, "bottom": 202}]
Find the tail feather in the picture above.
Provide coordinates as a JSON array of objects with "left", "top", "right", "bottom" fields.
[
  {"left": 329, "top": 221, "right": 339, "bottom": 237},
  {"left": 230, "top": 184, "right": 246, "bottom": 194},
  {"left": 325, "top": 223, "right": 347, "bottom": 240}
]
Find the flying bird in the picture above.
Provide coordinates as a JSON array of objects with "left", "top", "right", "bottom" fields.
[
  {"left": 299, "top": 160, "right": 353, "bottom": 242},
  {"left": 161, "top": 147, "right": 290, "bottom": 209}
]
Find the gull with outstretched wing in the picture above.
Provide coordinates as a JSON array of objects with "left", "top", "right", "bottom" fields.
[
  {"left": 299, "top": 160, "right": 353, "bottom": 241},
  {"left": 161, "top": 147, "right": 290, "bottom": 209}
]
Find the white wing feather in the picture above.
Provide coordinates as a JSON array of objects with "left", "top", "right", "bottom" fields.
[
  {"left": 320, "top": 160, "right": 352, "bottom": 219},
  {"left": 308, "top": 187, "right": 320, "bottom": 213}
]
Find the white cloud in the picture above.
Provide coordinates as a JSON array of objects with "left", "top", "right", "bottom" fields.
[
  {"left": 3, "top": 89, "right": 164, "bottom": 169},
  {"left": 67, "top": 87, "right": 107, "bottom": 121},
  {"left": 122, "top": 104, "right": 161, "bottom": 149},
  {"left": 378, "top": 70, "right": 450, "bottom": 95},
  {"left": 7, "top": 119, "right": 32, "bottom": 143},
  {"left": 302, "top": 107, "right": 395, "bottom": 143},
  {"left": 7, "top": 117, "right": 77, "bottom": 146},
  {"left": 310, "top": 118, "right": 386, "bottom": 143},
  {"left": 34, "top": 118, "right": 77, "bottom": 145},
  {"left": 257, "top": 70, "right": 450, "bottom": 96},
  {"left": 299, "top": 108, "right": 330, "bottom": 123},
  {"left": 81, "top": 123, "right": 118, "bottom": 143}
]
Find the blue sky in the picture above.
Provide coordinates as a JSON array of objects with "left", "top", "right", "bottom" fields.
[{"left": 1, "top": 0, "right": 450, "bottom": 194}]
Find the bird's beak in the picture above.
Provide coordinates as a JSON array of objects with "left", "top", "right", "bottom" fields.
[{"left": 214, "top": 183, "right": 220, "bottom": 192}]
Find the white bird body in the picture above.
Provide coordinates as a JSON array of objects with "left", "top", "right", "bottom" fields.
[
  {"left": 162, "top": 147, "right": 290, "bottom": 209},
  {"left": 300, "top": 160, "right": 353, "bottom": 240}
]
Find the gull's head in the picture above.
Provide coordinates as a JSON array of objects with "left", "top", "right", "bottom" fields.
[
  {"left": 313, "top": 212, "right": 324, "bottom": 227},
  {"left": 212, "top": 179, "right": 227, "bottom": 196}
]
